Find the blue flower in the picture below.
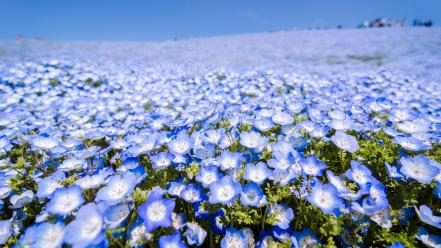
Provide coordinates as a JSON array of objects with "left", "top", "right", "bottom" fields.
[
  {"left": 416, "top": 226, "right": 441, "bottom": 248},
  {"left": 151, "top": 152, "right": 175, "bottom": 169},
  {"left": 257, "top": 230, "right": 276, "bottom": 247},
  {"left": 195, "top": 165, "right": 222, "bottom": 188},
  {"left": 74, "top": 173, "right": 106, "bottom": 190},
  {"left": 58, "top": 157, "right": 85, "bottom": 171},
  {"left": 271, "top": 167, "right": 300, "bottom": 186},
  {"left": 390, "top": 108, "right": 417, "bottom": 122},
  {"left": 272, "top": 226, "right": 293, "bottom": 243},
  {"left": 309, "top": 124, "right": 330, "bottom": 138},
  {"left": 219, "top": 130, "right": 239, "bottom": 149},
  {"left": 46, "top": 185, "right": 84, "bottom": 216},
  {"left": 17, "top": 222, "right": 64, "bottom": 248},
  {"left": 137, "top": 190, "right": 175, "bottom": 232},
  {"left": 242, "top": 228, "right": 255, "bottom": 247},
  {"left": 271, "top": 141, "right": 297, "bottom": 155},
  {"left": 368, "top": 182, "right": 389, "bottom": 208},
  {"left": 127, "top": 218, "right": 147, "bottom": 246},
  {"left": 326, "top": 170, "right": 350, "bottom": 194},
  {"left": 385, "top": 162, "right": 404, "bottom": 181},
  {"left": 339, "top": 188, "right": 367, "bottom": 201},
  {"left": 268, "top": 203, "right": 294, "bottom": 229},
  {"left": 184, "top": 222, "right": 207, "bottom": 246},
  {"left": 180, "top": 183, "right": 205, "bottom": 203},
  {"left": 193, "top": 201, "right": 210, "bottom": 219},
  {"left": 217, "top": 150, "right": 242, "bottom": 171},
  {"left": 30, "top": 135, "right": 60, "bottom": 150},
  {"left": 394, "top": 135, "right": 430, "bottom": 151},
  {"left": 121, "top": 156, "right": 140, "bottom": 170},
  {"left": 61, "top": 138, "right": 82, "bottom": 150},
  {"left": 167, "top": 178, "right": 187, "bottom": 197},
  {"left": 307, "top": 182, "right": 344, "bottom": 215},
  {"left": 299, "top": 121, "right": 317, "bottom": 133},
  {"left": 299, "top": 156, "right": 327, "bottom": 176},
  {"left": 172, "top": 212, "right": 186, "bottom": 231},
  {"left": 95, "top": 172, "right": 137, "bottom": 205},
  {"left": 383, "top": 127, "right": 401, "bottom": 137},
  {"left": 168, "top": 133, "right": 193, "bottom": 155},
  {"left": 0, "top": 136, "right": 12, "bottom": 152},
  {"left": 36, "top": 172, "right": 65, "bottom": 198},
  {"left": 209, "top": 209, "right": 227, "bottom": 234},
  {"left": 172, "top": 153, "right": 190, "bottom": 165},
  {"left": 331, "top": 131, "right": 359, "bottom": 153},
  {"left": 128, "top": 165, "right": 148, "bottom": 184},
  {"left": 158, "top": 232, "right": 188, "bottom": 248},
  {"left": 9, "top": 189, "right": 34, "bottom": 209},
  {"left": 193, "top": 144, "right": 216, "bottom": 161},
  {"left": 434, "top": 182, "right": 441, "bottom": 199},
  {"left": 208, "top": 175, "right": 241, "bottom": 205},
  {"left": 289, "top": 133, "right": 309, "bottom": 150},
  {"left": 64, "top": 203, "right": 103, "bottom": 248},
  {"left": 292, "top": 228, "right": 320, "bottom": 248},
  {"left": 103, "top": 203, "right": 131, "bottom": 229},
  {"left": 0, "top": 219, "right": 12, "bottom": 245},
  {"left": 203, "top": 129, "right": 225, "bottom": 145},
  {"left": 109, "top": 139, "right": 128, "bottom": 150},
  {"left": 308, "top": 108, "right": 326, "bottom": 123},
  {"left": 254, "top": 118, "right": 275, "bottom": 132},
  {"left": 397, "top": 120, "right": 429, "bottom": 134},
  {"left": 329, "top": 118, "right": 354, "bottom": 131},
  {"left": 239, "top": 131, "right": 268, "bottom": 152},
  {"left": 0, "top": 186, "right": 11, "bottom": 199},
  {"left": 415, "top": 205, "right": 441, "bottom": 229},
  {"left": 351, "top": 195, "right": 387, "bottom": 216},
  {"left": 370, "top": 209, "right": 392, "bottom": 228},
  {"left": 127, "top": 134, "right": 158, "bottom": 156},
  {"left": 345, "top": 161, "right": 374, "bottom": 188},
  {"left": 240, "top": 182, "right": 266, "bottom": 207},
  {"left": 243, "top": 162, "right": 272, "bottom": 185},
  {"left": 267, "top": 151, "right": 297, "bottom": 170},
  {"left": 287, "top": 100, "right": 305, "bottom": 114},
  {"left": 220, "top": 227, "right": 248, "bottom": 248},
  {"left": 272, "top": 111, "right": 292, "bottom": 125},
  {"left": 400, "top": 154, "right": 440, "bottom": 184}
]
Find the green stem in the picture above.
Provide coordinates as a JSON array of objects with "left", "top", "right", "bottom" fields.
[
  {"left": 340, "top": 149, "right": 345, "bottom": 172},
  {"left": 114, "top": 238, "right": 124, "bottom": 248},
  {"left": 295, "top": 184, "right": 304, "bottom": 230},
  {"left": 261, "top": 205, "right": 268, "bottom": 231}
]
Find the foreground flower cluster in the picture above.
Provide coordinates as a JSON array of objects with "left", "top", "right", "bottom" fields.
[{"left": 0, "top": 34, "right": 441, "bottom": 247}]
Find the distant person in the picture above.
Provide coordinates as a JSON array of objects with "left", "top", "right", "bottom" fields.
[
  {"left": 16, "top": 34, "right": 25, "bottom": 42},
  {"left": 413, "top": 19, "right": 433, "bottom": 27},
  {"left": 424, "top": 21, "right": 433, "bottom": 27}
]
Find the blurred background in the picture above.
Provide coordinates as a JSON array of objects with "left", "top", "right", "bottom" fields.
[{"left": 0, "top": 0, "right": 440, "bottom": 41}]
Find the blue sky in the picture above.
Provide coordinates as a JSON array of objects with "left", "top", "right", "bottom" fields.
[{"left": 0, "top": 0, "right": 440, "bottom": 41}]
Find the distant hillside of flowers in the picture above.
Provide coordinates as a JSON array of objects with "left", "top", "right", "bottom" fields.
[{"left": 0, "top": 28, "right": 440, "bottom": 247}]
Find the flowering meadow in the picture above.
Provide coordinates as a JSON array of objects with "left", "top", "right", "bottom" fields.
[{"left": 0, "top": 28, "right": 441, "bottom": 247}]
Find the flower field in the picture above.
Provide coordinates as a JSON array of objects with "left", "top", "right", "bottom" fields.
[{"left": 0, "top": 28, "right": 440, "bottom": 247}]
